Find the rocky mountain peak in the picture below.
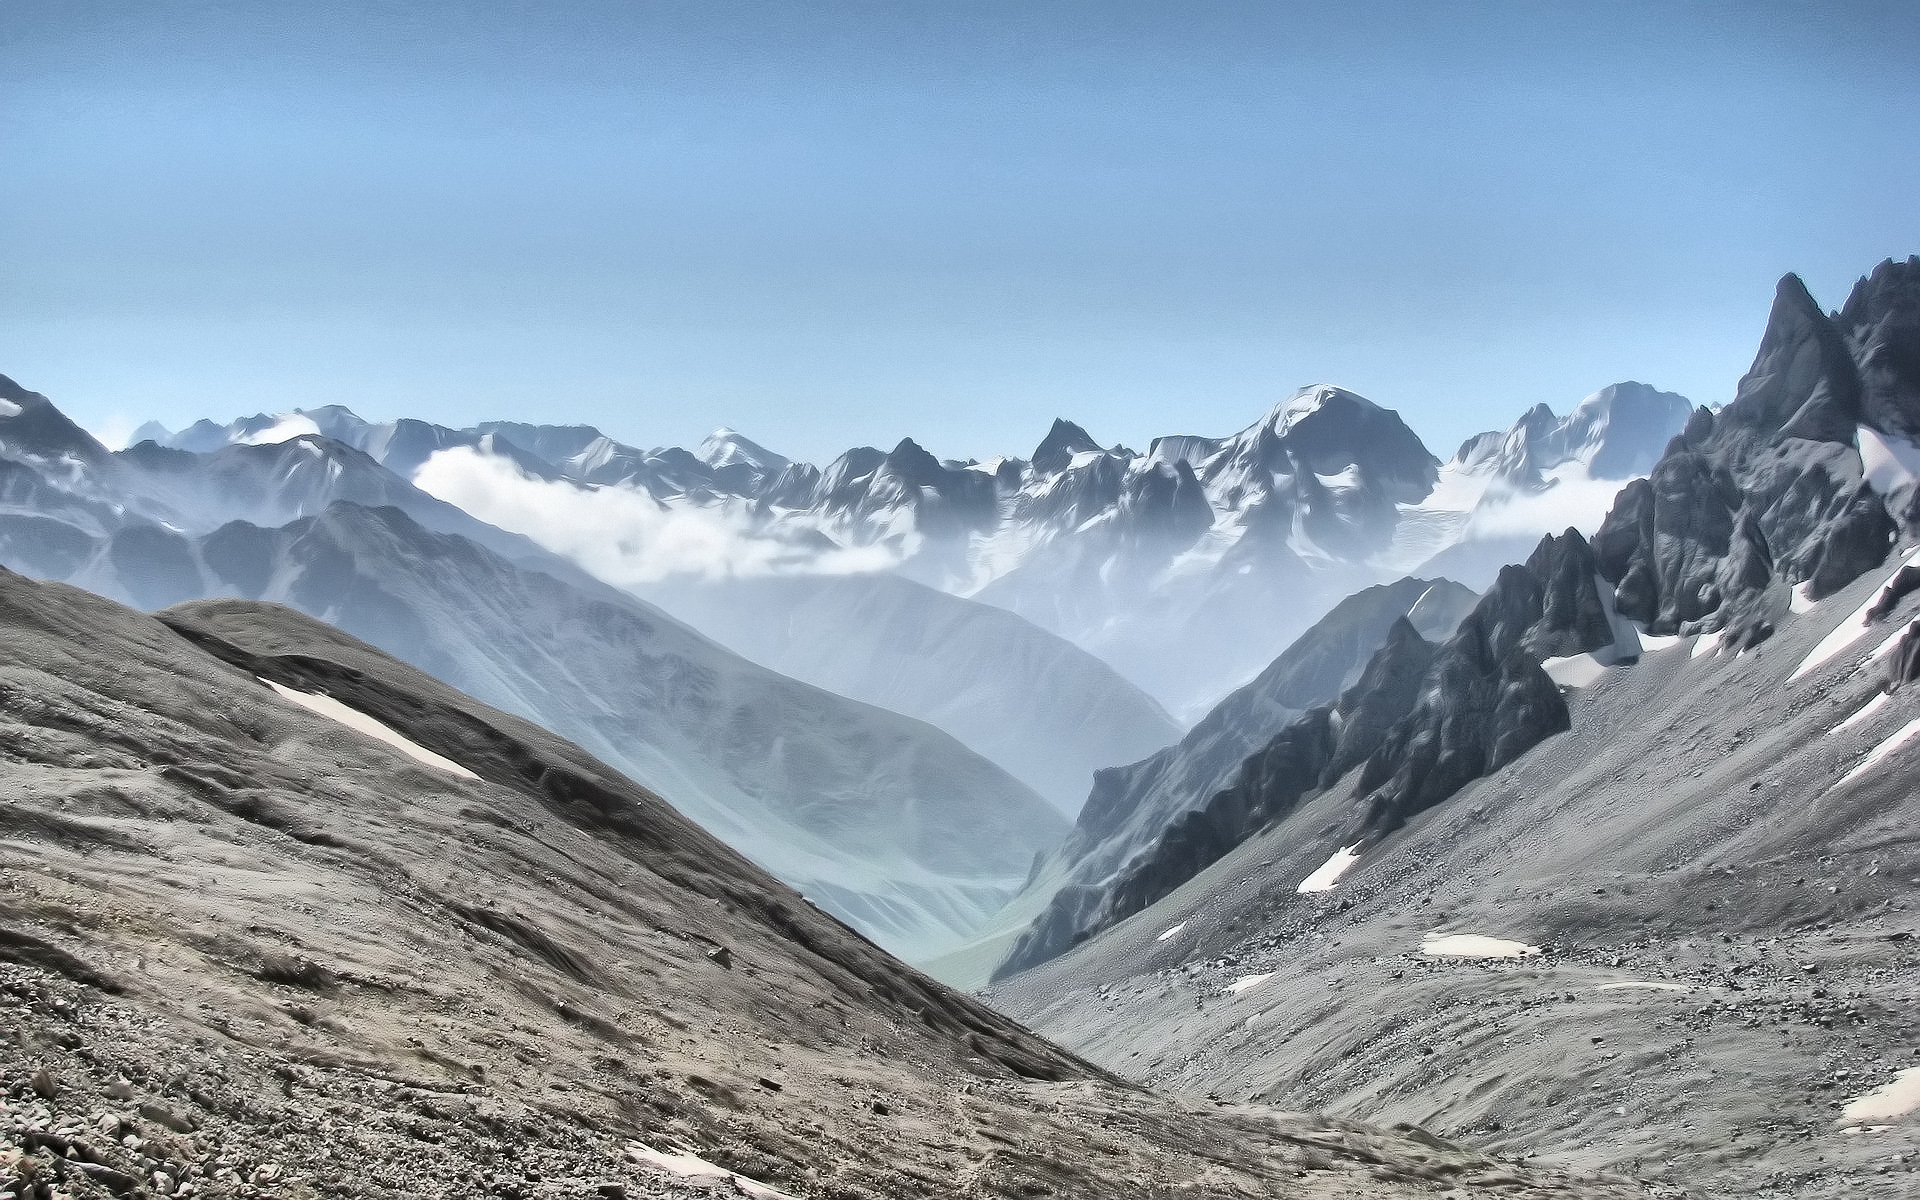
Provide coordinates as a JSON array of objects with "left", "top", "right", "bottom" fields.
[
  {"left": 696, "top": 427, "right": 790, "bottom": 485},
  {"left": 0, "top": 374, "right": 112, "bottom": 467},
  {"left": 1031, "top": 418, "right": 1103, "bottom": 474},
  {"left": 1725, "top": 272, "right": 1863, "bottom": 443},
  {"left": 1840, "top": 256, "right": 1920, "bottom": 441}
]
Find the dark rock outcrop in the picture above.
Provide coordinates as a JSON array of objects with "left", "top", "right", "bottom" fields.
[
  {"left": 1356, "top": 563, "right": 1572, "bottom": 834},
  {"left": 997, "top": 618, "right": 1444, "bottom": 979},
  {"left": 1071, "top": 578, "right": 1476, "bottom": 860},
  {"left": 994, "top": 537, "right": 1593, "bottom": 981},
  {"left": 1884, "top": 620, "right": 1920, "bottom": 690},
  {"left": 1594, "top": 259, "right": 1920, "bottom": 641},
  {"left": 1031, "top": 418, "right": 1104, "bottom": 475},
  {"left": 1867, "top": 564, "right": 1920, "bottom": 622}
]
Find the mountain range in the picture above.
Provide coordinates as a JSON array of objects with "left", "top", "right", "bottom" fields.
[
  {"left": 135, "top": 377, "right": 1691, "bottom": 720},
  {"left": 980, "top": 255, "right": 1920, "bottom": 1198},
  {"left": 0, "top": 379, "right": 1073, "bottom": 962},
  {"left": 7, "top": 253, "right": 1919, "bottom": 1197},
  {"left": 0, "top": 567, "right": 1638, "bottom": 1198}
]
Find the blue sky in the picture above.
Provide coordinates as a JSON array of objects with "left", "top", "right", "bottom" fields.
[{"left": 5, "top": 2, "right": 1918, "bottom": 464}]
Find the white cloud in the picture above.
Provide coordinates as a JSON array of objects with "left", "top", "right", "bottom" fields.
[
  {"left": 86, "top": 413, "right": 136, "bottom": 451},
  {"left": 1460, "top": 469, "right": 1634, "bottom": 540},
  {"left": 413, "top": 445, "right": 904, "bottom": 585}
]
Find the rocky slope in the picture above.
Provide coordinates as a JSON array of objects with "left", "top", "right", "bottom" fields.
[
  {"left": 995, "top": 538, "right": 1615, "bottom": 979},
  {"left": 0, "top": 568, "right": 1641, "bottom": 1199},
  {"left": 994, "top": 257, "right": 1920, "bottom": 983},
  {"left": 985, "top": 257, "right": 1920, "bottom": 1199},
  {"left": 32, "top": 499, "right": 1070, "bottom": 963},
  {"left": 972, "top": 578, "right": 1472, "bottom": 980},
  {"left": 989, "top": 538, "right": 1920, "bottom": 1200}
]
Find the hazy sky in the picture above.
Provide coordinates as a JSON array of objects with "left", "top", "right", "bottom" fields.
[{"left": 5, "top": 2, "right": 1918, "bottom": 463}]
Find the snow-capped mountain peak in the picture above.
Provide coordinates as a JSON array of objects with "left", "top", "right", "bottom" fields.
[
  {"left": 113, "top": 373, "right": 1692, "bottom": 717},
  {"left": 696, "top": 427, "right": 790, "bottom": 486}
]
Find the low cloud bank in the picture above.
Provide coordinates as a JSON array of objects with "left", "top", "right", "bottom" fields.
[
  {"left": 414, "top": 445, "right": 904, "bottom": 585},
  {"left": 1462, "top": 471, "right": 1633, "bottom": 540}
]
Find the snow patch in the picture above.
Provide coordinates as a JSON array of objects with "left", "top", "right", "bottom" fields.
[
  {"left": 1840, "top": 1068, "right": 1920, "bottom": 1124},
  {"left": 1858, "top": 426, "right": 1920, "bottom": 496},
  {"left": 1597, "top": 981, "right": 1692, "bottom": 992},
  {"left": 1838, "top": 692, "right": 1891, "bottom": 733},
  {"left": 1542, "top": 652, "right": 1612, "bottom": 689},
  {"left": 1691, "top": 630, "right": 1723, "bottom": 659},
  {"left": 1793, "top": 547, "right": 1920, "bottom": 680},
  {"left": 1630, "top": 624, "right": 1684, "bottom": 654},
  {"left": 262, "top": 679, "right": 479, "bottom": 780},
  {"left": 1837, "top": 715, "right": 1920, "bottom": 788},
  {"left": 1422, "top": 933, "right": 1540, "bottom": 959},
  {"left": 1225, "top": 972, "right": 1274, "bottom": 995},
  {"left": 626, "top": 1143, "right": 796, "bottom": 1198},
  {"left": 1296, "top": 845, "right": 1361, "bottom": 894},
  {"left": 1790, "top": 582, "right": 1819, "bottom": 614},
  {"left": 237, "top": 413, "right": 322, "bottom": 446},
  {"left": 1154, "top": 921, "right": 1187, "bottom": 942},
  {"left": 0, "top": 400, "right": 20, "bottom": 419},
  {"left": 1870, "top": 624, "right": 1910, "bottom": 663}
]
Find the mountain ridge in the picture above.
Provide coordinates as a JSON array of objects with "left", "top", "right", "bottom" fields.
[{"left": 139, "top": 377, "right": 1690, "bottom": 717}]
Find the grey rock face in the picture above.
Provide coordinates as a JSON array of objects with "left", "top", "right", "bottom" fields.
[
  {"left": 1885, "top": 618, "right": 1920, "bottom": 689},
  {"left": 1072, "top": 577, "right": 1475, "bottom": 857},
  {"left": 1866, "top": 563, "right": 1920, "bottom": 621},
  {"left": 993, "top": 579, "right": 1484, "bottom": 979},
  {"left": 996, "top": 533, "right": 1599, "bottom": 980},
  {"left": 1089, "top": 618, "right": 1441, "bottom": 949},
  {"left": 1355, "top": 561, "right": 1572, "bottom": 834},
  {"left": 1595, "top": 259, "right": 1920, "bottom": 642}
]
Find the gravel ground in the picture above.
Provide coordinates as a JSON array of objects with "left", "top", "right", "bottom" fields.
[
  {"left": 990, "top": 558, "right": 1920, "bottom": 1200},
  {"left": 0, "top": 572, "right": 1652, "bottom": 1199}
]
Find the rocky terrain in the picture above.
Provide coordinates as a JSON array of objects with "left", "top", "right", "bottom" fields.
[
  {"left": 0, "top": 386, "right": 1079, "bottom": 965},
  {"left": 0, "top": 569, "right": 1645, "bottom": 1199},
  {"left": 1596, "top": 259, "right": 1920, "bottom": 645},
  {"left": 983, "top": 577, "right": 1476, "bottom": 982},
  {"left": 987, "top": 259, "right": 1920, "bottom": 1198},
  {"left": 996, "top": 532, "right": 1621, "bottom": 979},
  {"left": 994, "top": 258, "right": 1920, "bottom": 981},
  {"left": 990, "top": 543, "right": 1920, "bottom": 1198}
]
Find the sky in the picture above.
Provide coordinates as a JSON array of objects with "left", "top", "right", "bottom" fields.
[{"left": 4, "top": 2, "right": 1918, "bottom": 465}]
